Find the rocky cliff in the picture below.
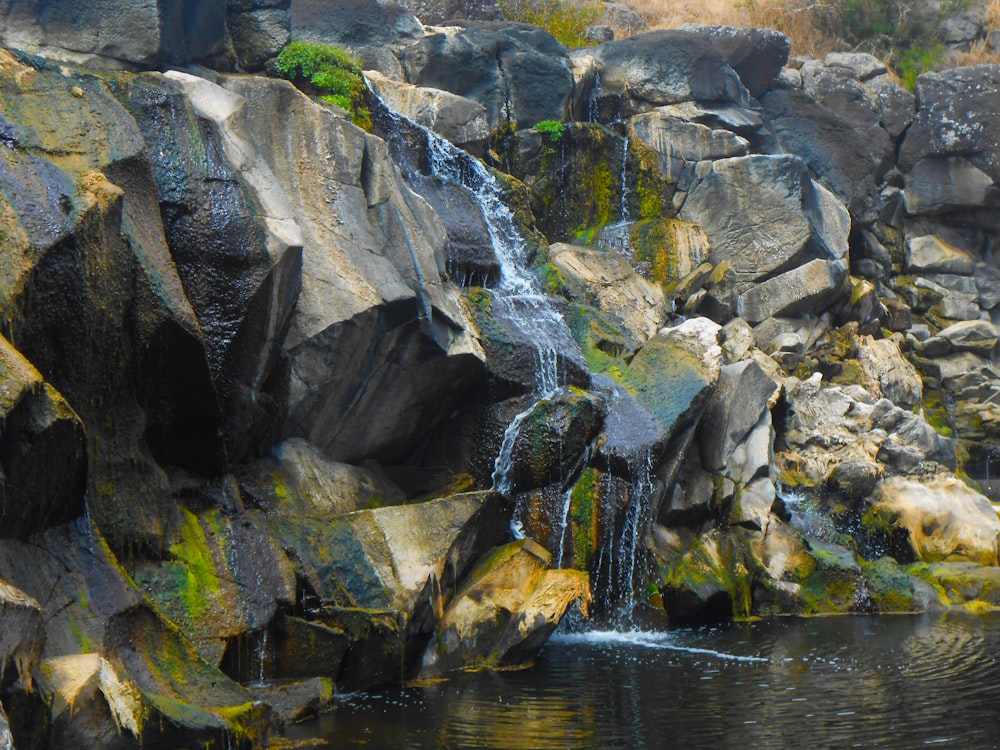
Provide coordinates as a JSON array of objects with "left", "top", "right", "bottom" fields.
[{"left": 2, "top": 1, "right": 1000, "bottom": 747}]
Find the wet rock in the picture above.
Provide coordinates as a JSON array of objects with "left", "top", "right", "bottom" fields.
[
  {"left": 549, "top": 242, "right": 665, "bottom": 341},
  {"left": 621, "top": 318, "right": 722, "bottom": 442},
  {"left": 909, "top": 562, "right": 1000, "bottom": 609},
  {"left": 678, "top": 24, "right": 791, "bottom": 97},
  {"left": 0, "top": 336, "right": 86, "bottom": 540},
  {"left": 104, "top": 605, "right": 276, "bottom": 746},
  {"left": 218, "top": 75, "right": 485, "bottom": 464},
  {"left": 400, "top": 24, "right": 574, "bottom": 129},
  {"left": 507, "top": 388, "right": 604, "bottom": 494},
  {"left": 421, "top": 539, "right": 590, "bottom": 675},
  {"left": 865, "top": 475, "right": 1000, "bottom": 566},
  {"left": 365, "top": 70, "right": 490, "bottom": 155},
  {"left": 264, "top": 615, "right": 350, "bottom": 682},
  {"left": 907, "top": 234, "right": 976, "bottom": 275},
  {"left": 0, "top": 580, "right": 43, "bottom": 691},
  {"left": 0, "top": 0, "right": 227, "bottom": 69},
  {"left": 680, "top": 155, "right": 850, "bottom": 284},
  {"left": 291, "top": 0, "right": 424, "bottom": 47},
  {"left": 247, "top": 677, "right": 333, "bottom": 724}
]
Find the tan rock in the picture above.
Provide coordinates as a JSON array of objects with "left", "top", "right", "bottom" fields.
[{"left": 857, "top": 334, "right": 923, "bottom": 409}]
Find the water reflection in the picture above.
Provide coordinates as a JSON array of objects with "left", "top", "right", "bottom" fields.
[{"left": 285, "top": 613, "right": 1000, "bottom": 749}]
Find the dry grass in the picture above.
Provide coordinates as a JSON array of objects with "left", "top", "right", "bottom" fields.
[{"left": 953, "top": 0, "right": 1000, "bottom": 67}]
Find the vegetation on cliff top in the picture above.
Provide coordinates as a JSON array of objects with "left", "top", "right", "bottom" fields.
[{"left": 275, "top": 41, "right": 372, "bottom": 129}]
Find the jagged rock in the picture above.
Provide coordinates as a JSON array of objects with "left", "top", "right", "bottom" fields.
[
  {"left": 857, "top": 334, "right": 922, "bottom": 410},
  {"left": 865, "top": 475, "right": 1000, "bottom": 566},
  {"left": 680, "top": 155, "right": 850, "bottom": 284},
  {"left": 104, "top": 605, "right": 276, "bottom": 746},
  {"left": 240, "top": 437, "right": 406, "bottom": 515},
  {"left": 599, "top": 3, "right": 648, "bottom": 37},
  {"left": 215, "top": 75, "right": 485, "bottom": 463},
  {"left": 291, "top": 0, "right": 424, "bottom": 46},
  {"left": 0, "top": 336, "right": 85, "bottom": 540},
  {"left": 0, "top": 580, "right": 43, "bottom": 691},
  {"left": 678, "top": 24, "right": 791, "bottom": 97},
  {"left": 400, "top": 25, "right": 574, "bottom": 129},
  {"left": 0, "top": 0, "right": 227, "bottom": 68},
  {"left": 228, "top": 6, "right": 291, "bottom": 71},
  {"left": 549, "top": 242, "right": 665, "bottom": 341},
  {"left": 506, "top": 388, "right": 604, "bottom": 493},
  {"left": 627, "top": 108, "right": 750, "bottom": 183},
  {"left": 587, "top": 30, "right": 750, "bottom": 113},
  {"left": 727, "top": 417, "right": 777, "bottom": 530},
  {"left": 0, "top": 702, "right": 10, "bottom": 749},
  {"left": 398, "top": 0, "right": 503, "bottom": 24},
  {"left": 699, "top": 360, "right": 781, "bottom": 473},
  {"left": 719, "top": 318, "right": 755, "bottom": 363},
  {"left": 903, "top": 157, "right": 997, "bottom": 215},
  {"left": 907, "top": 234, "right": 976, "bottom": 275},
  {"left": 935, "top": 320, "right": 999, "bottom": 354},
  {"left": 933, "top": 352, "right": 992, "bottom": 389},
  {"left": 869, "top": 78, "right": 915, "bottom": 140},
  {"left": 421, "top": 539, "right": 590, "bottom": 675},
  {"left": 365, "top": 70, "right": 490, "bottom": 155},
  {"left": 900, "top": 65, "right": 1000, "bottom": 184},
  {"left": 130, "top": 504, "right": 296, "bottom": 664},
  {"left": 737, "top": 258, "right": 849, "bottom": 325},
  {"left": 824, "top": 52, "right": 887, "bottom": 81},
  {"left": 621, "top": 318, "right": 722, "bottom": 443},
  {"left": 593, "top": 375, "right": 672, "bottom": 473},
  {"left": 247, "top": 676, "right": 333, "bottom": 724},
  {"left": 759, "top": 86, "right": 893, "bottom": 221},
  {"left": 127, "top": 71, "right": 304, "bottom": 462}
]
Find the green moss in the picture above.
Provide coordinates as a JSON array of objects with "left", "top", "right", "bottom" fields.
[
  {"left": 570, "top": 468, "right": 599, "bottom": 570},
  {"left": 275, "top": 41, "right": 371, "bottom": 130},
  {"left": 861, "top": 557, "right": 918, "bottom": 612},
  {"left": 563, "top": 304, "right": 631, "bottom": 375},
  {"left": 539, "top": 262, "right": 568, "bottom": 295}
]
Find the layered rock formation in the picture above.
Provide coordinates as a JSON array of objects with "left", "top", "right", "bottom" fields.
[{"left": 2, "top": 2, "right": 1000, "bottom": 747}]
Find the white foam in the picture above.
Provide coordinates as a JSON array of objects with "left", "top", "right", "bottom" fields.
[{"left": 549, "top": 630, "right": 768, "bottom": 663}]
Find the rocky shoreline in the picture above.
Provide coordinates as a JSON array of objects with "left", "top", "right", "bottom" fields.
[{"left": 2, "top": 1, "right": 1000, "bottom": 747}]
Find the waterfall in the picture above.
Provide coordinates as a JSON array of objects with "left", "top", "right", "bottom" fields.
[{"left": 619, "top": 135, "right": 630, "bottom": 223}]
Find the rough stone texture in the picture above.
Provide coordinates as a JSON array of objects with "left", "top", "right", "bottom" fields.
[
  {"left": 228, "top": 6, "right": 291, "bottom": 71},
  {"left": 736, "top": 258, "right": 849, "bottom": 325},
  {"left": 291, "top": 0, "right": 424, "bottom": 47},
  {"left": 759, "top": 86, "right": 894, "bottom": 221},
  {"left": 907, "top": 234, "right": 977, "bottom": 275},
  {"left": 0, "top": 579, "right": 43, "bottom": 691},
  {"left": 680, "top": 155, "right": 850, "bottom": 284},
  {"left": 857, "top": 334, "right": 923, "bottom": 410},
  {"left": 218, "top": 75, "right": 485, "bottom": 463},
  {"left": 366, "top": 70, "right": 490, "bottom": 155},
  {"left": 589, "top": 30, "right": 749, "bottom": 112},
  {"left": 421, "top": 539, "right": 590, "bottom": 675},
  {"left": 0, "top": 0, "right": 227, "bottom": 68},
  {"left": 549, "top": 242, "right": 665, "bottom": 341},
  {"left": 699, "top": 360, "right": 781, "bottom": 473},
  {"left": 867, "top": 475, "right": 1000, "bottom": 566},
  {"left": 936, "top": 320, "right": 999, "bottom": 354},
  {"left": 869, "top": 78, "right": 915, "bottom": 140},
  {"left": 398, "top": 0, "right": 502, "bottom": 24},
  {"left": 628, "top": 109, "right": 749, "bottom": 183},
  {"left": 400, "top": 25, "right": 574, "bottom": 129},
  {"left": 678, "top": 24, "right": 790, "bottom": 97},
  {"left": 824, "top": 52, "right": 887, "bottom": 81},
  {"left": 903, "top": 156, "right": 997, "bottom": 215},
  {"left": 900, "top": 65, "right": 1000, "bottom": 183}
]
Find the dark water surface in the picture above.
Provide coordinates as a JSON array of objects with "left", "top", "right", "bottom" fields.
[{"left": 284, "top": 612, "right": 1000, "bottom": 749}]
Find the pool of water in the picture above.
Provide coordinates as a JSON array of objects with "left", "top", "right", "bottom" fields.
[{"left": 284, "top": 611, "right": 1000, "bottom": 749}]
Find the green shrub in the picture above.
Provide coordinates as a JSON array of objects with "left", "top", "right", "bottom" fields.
[
  {"left": 498, "top": 0, "right": 604, "bottom": 48},
  {"left": 535, "top": 119, "right": 566, "bottom": 141},
  {"left": 896, "top": 44, "right": 944, "bottom": 91},
  {"left": 275, "top": 41, "right": 372, "bottom": 130}
]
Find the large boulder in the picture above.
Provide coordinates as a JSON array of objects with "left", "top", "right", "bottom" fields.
[
  {"left": 397, "top": 0, "right": 503, "bottom": 24},
  {"left": 679, "top": 155, "right": 850, "bottom": 284},
  {"left": 759, "top": 85, "right": 894, "bottom": 222},
  {"left": 902, "top": 156, "right": 997, "bottom": 216},
  {"left": 865, "top": 475, "right": 1000, "bottom": 566},
  {"left": 0, "top": 580, "right": 44, "bottom": 691},
  {"left": 216, "top": 74, "right": 485, "bottom": 464},
  {"left": 736, "top": 258, "right": 848, "bottom": 325},
  {"left": 677, "top": 24, "right": 790, "bottom": 97},
  {"left": 0, "top": 0, "right": 227, "bottom": 68},
  {"left": 900, "top": 65, "right": 1000, "bottom": 184},
  {"left": 400, "top": 24, "right": 574, "bottom": 129},
  {"left": 290, "top": 0, "right": 424, "bottom": 47},
  {"left": 228, "top": 2, "right": 292, "bottom": 72},
  {"left": 586, "top": 30, "right": 750, "bottom": 114}
]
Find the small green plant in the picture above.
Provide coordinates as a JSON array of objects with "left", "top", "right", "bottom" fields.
[
  {"left": 896, "top": 44, "right": 944, "bottom": 91},
  {"left": 498, "top": 0, "right": 604, "bottom": 48},
  {"left": 535, "top": 119, "right": 566, "bottom": 141},
  {"left": 275, "top": 41, "right": 372, "bottom": 130}
]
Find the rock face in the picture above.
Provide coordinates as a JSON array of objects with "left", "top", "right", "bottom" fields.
[{"left": 6, "top": 7, "right": 1000, "bottom": 746}]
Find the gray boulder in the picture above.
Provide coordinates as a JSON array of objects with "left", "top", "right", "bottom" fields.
[
  {"left": 228, "top": 6, "right": 291, "bottom": 71},
  {"left": 400, "top": 24, "right": 574, "bottom": 129},
  {"left": 906, "top": 234, "right": 976, "bottom": 275},
  {"left": 680, "top": 154, "right": 850, "bottom": 284},
  {"left": 291, "top": 0, "right": 424, "bottom": 47},
  {"left": 903, "top": 157, "right": 998, "bottom": 215},
  {"left": 398, "top": 0, "right": 503, "bottom": 24},
  {"left": 678, "top": 24, "right": 791, "bottom": 97},
  {"left": 0, "top": 0, "right": 227, "bottom": 68},
  {"left": 736, "top": 259, "right": 849, "bottom": 325},
  {"left": 900, "top": 65, "right": 1000, "bottom": 183},
  {"left": 628, "top": 108, "right": 749, "bottom": 183},
  {"left": 589, "top": 30, "right": 750, "bottom": 112}
]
